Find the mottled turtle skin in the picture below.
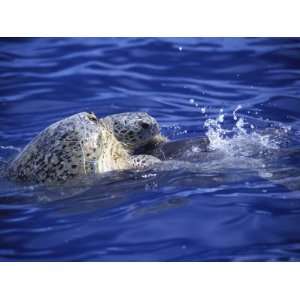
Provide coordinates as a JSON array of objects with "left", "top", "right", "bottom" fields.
[{"left": 8, "top": 112, "right": 166, "bottom": 184}]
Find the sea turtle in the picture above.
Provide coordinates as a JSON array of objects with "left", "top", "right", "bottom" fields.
[
  {"left": 138, "top": 127, "right": 300, "bottom": 190},
  {"left": 135, "top": 136, "right": 211, "bottom": 161},
  {"left": 8, "top": 112, "right": 167, "bottom": 184}
]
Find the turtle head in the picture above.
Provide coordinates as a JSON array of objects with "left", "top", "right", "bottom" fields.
[{"left": 105, "top": 112, "right": 165, "bottom": 150}]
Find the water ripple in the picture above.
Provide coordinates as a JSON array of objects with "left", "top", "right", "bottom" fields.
[{"left": 1, "top": 38, "right": 300, "bottom": 261}]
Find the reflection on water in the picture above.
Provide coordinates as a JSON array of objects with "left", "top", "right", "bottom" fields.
[{"left": 1, "top": 38, "right": 300, "bottom": 261}]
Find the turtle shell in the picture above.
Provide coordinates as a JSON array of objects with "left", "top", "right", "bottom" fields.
[{"left": 8, "top": 112, "right": 102, "bottom": 184}]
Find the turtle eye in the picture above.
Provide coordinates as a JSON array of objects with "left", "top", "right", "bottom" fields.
[
  {"left": 140, "top": 122, "right": 150, "bottom": 129},
  {"left": 87, "top": 113, "right": 97, "bottom": 122}
]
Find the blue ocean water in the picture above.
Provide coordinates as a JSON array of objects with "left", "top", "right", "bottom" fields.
[{"left": 1, "top": 37, "right": 300, "bottom": 261}]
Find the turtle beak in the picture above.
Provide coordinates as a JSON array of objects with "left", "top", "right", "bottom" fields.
[
  {"left": 133, "top": 134, "right": 168, "bottom": 155},
  {"left": 151, "top": 134, "right": 168, "bottom": 144}
]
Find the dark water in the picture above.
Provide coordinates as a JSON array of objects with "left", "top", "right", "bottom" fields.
[{"left": 1, "top": 38, "right": 300, "bottom": 261}]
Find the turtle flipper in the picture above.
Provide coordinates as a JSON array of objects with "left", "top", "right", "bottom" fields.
[{"left": 129, "top": 155, "right": 161, "bottom": 169}]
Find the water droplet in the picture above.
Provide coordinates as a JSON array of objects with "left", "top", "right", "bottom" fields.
[
  {"left": 233, "top": 105, "right": 242, "bottom": 120},
  {"left": 218, "top": 114, "right": 224, "bottom": 123}
]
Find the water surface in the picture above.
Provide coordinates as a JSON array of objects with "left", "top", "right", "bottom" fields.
[{"left": 1, "top": 38, "right": 300, "bottom": 261}]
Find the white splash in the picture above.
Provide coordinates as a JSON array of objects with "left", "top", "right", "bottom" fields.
[
  {"left": 233, "top": 104, "right": 242, "bottom": 121},
  {"left": 204, "top": 106, "right": 285, "bottom": 160}
]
